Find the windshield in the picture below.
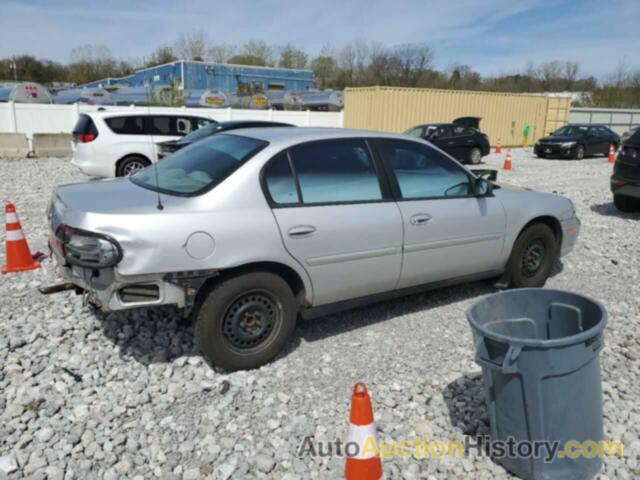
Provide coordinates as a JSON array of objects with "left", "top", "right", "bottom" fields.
[
  {"left": 180, "top": 122, "right": 223, "bottom": 143},
  {"left": 553, "top": 125, "right": 589, "bottom": 137},
  {"left": 131, "top": 134, "right": 268, "bottom": 195}
]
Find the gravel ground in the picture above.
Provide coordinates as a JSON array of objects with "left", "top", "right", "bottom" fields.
[{"left": 0, "top": 150, "right": 638, "bottom": 480}]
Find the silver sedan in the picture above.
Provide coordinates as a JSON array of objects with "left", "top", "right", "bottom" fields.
[{"left": 47, "top": 128, "right": 580, "bottom": 370}]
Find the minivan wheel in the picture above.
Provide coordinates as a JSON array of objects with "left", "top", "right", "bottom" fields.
[
  {"left": 194, "top": 272, "right": 297, "bottom": 371},
  {"left": 117, "top": 156, "right": 150, "bottom": 177},
  {"left": 469, "top": 147, "right": 482, "bottom": 165},
  {"left": 507, "top": 223, "right": 558, "bottom": 288}
]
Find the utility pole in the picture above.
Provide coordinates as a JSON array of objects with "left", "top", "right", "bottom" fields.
[{"left": 10, "top": 56, "right": 18, "bottom": 81}]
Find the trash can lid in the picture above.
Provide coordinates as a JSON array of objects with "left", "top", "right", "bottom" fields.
[{"left": 466, "top": 288, "right": 608, "bottom": 348}]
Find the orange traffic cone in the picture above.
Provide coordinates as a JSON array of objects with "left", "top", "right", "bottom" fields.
[
  {"left": 345, "top": 383, "right": 382, "bottom": 480},
  {"left": 2, "top": 202, "right": 40, "bottom": 274},
  {"left": 608, "top": 144, "right": 616, "bottom": 163},
  {"left": 502, "top": 148, "right": 513, "bottom": 170},
  {"left": 495, "top": 141, "right": 502, "bottom": 154}
]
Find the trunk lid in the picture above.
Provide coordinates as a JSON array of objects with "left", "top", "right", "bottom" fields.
[{"left": 453, "top": 116, "right": 481, "bottom": 129}]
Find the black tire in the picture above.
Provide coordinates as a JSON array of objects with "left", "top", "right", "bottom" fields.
[
  {"left": 116, "top": 155, "right": 151, "bottom": 177},
  {"left": 507, "top": 223, "right": 558, "bottom": 288},
  {"left": 194, "top": 271, "right": 297, "bottom": 371},
  {"left": 573, "top": 144, "right": 585, "bottom": 160},
  {"left": 536, "top": 153, "right": 546, "bottom": 159},
  {"left": 614, "top": 194, "right": 639, "bottom": 212},
  {"left": 469, "top": 147, "right": 482, "bottom": 165}
]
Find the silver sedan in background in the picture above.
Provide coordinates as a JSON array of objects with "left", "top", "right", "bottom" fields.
[{"left": 47, "top": 128, "right": 580, "bottom": 370}]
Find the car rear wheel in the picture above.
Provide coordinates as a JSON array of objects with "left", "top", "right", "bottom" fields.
[
  {"left": 117, "top": 155, "right": 151, "bottom": 177},
  {"left": 573, "top": 145, "right": 585, "bottom": 160},
  {"left": 614, "top": 194, "right": 639, "bottom": 212},
  {"left": 507, "top": 223, "right": 558, "bottom": 288},
  {"left": 194, "top": 272, "right": 297, "bottom": 371},
  {"left": 469, "top": 147, "right": 482, "bottom": 165}
]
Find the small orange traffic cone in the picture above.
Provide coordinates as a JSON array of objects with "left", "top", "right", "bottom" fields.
[
  {"left": 608, "top": 144, "right": 616, "bottom": 163},
  {"left": 502, "top": 148, "right": 513, "bottom": 170},
  {"left": 2, "top": 202, "right": 40, "bottom": 274},
  {"left": 495, "top": 141, "right": 502, "bottom": 154},
  {"left": 345, "top": 383, "right": 382, "bottom": 480}
]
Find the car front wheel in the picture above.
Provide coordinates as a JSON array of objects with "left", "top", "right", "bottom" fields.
[
  {"left": 507, "top": 223, "right": 558, "bottom": 288},
  {"left": 614, "top": 194, "right": 639, "bottom": 212},
  {"left": 194, "top": 271, "right": 297, "bottom": 371},
  {"left": 573, "top": 145, "right": 585, "bottom": 160}
]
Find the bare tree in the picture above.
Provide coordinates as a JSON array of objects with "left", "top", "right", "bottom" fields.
[
  {"left": 394, "top": 44, "right": 433, "bottom": 87},
  {"left": 174, "top": 31, "right": 207, "bottom": 61},
  {"left": 563, "top": 61, "right": 580, "bottom": 90},
  {"left": 146, "top": 46, "right": 177, "bottom": 67},
  {"left": 241, "top": 40, "right": 274, "bottom": 66},
  {"left": 207, "top": 44, "right": 236, "bottom": 63},
  {"left": 278, "top": 43, "right": 308, "bottom": 69}
]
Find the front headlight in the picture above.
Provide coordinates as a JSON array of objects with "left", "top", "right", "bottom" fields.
[
  {"left": 57, "top": 225, "right": 122, "bottom": 268},
  {"left": 560, "top": 141, "right": 576, "bottom": 148}
]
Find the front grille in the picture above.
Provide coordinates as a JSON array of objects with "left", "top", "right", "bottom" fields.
[{"left": 118, "top": 284, "right": 160, "bottom": 303}]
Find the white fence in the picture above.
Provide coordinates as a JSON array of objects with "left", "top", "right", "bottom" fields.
[
  {"left": 569, "top": 107, "right": 640, "bottom": 135},
  {"left": 0, "top": 102, "right": 344, "bottom": 138}
]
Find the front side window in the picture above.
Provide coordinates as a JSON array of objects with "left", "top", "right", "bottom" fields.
[
  {"left": 377, "top": 139, "right": 471, "bottom": 199},
  {"left": 105, "top": 116, "right": 145, "bottom": 135},
  {"left": 288, "top": 139, "right": 383, "bottom": 204},
  {"left": 131, "top": 134, "right": 267, "bottom": 195}
]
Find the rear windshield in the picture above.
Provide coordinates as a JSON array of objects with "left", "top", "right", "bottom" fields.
[
  {"left": 72, "top": 114, "right": 97, "bottom": 135},
  {"left": 131, "top": 134, "right": 268, "bottom": 195},
  {"left": 181, "top": 122, "right": 222, "bottom": 143}
]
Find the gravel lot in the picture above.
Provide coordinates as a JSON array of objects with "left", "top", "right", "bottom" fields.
[{"left": 0, "top": 149, "right": 638, "bottom": 480}]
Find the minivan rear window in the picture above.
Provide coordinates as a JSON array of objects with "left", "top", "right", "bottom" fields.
[
  {"left": 131, "top": 134, "right": 268, "bottom": 195},
  {"left": 72, "top": 114, "right": 98, "bottom": 135}
]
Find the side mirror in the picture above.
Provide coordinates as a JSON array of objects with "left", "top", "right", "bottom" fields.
[{"left": 473, "top": 177, "right": 493, "bottom": 196}]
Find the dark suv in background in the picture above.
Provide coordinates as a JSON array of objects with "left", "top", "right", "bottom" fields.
[
  {"left": 404, "top": 117, "right": 491, "bottom": 164},
  {"left": 611, "top": 128, "right": 640, "bottom": 211},
  {"left": 534, "top": 124, "right": 619, "bottom": 160}
]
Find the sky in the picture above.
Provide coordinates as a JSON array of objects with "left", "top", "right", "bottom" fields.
[{"left": 1, "top": 0, "right": 639, "bottom": 79}]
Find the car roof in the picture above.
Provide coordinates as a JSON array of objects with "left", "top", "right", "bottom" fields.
[
  {"left": 224, "top": 127, "right": 413, "bottom": 144},
  {"left": 86, "top": 110, "right": 214, "bottom": 119},
  {"left": 563, "top": 123, "right": 607, "bottom": 128}
]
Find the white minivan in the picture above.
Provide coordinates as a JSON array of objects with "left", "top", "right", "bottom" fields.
[{"left": 71, "top": 111, "right": 216, "bottom": 177}]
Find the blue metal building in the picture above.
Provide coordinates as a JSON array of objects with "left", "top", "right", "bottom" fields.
[{"left": 82, "top": 60, "right": 315, "bottom": 93}]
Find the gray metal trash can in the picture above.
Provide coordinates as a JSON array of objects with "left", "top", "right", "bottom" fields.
[{"left": 467, "top": 288, "right": 607, "bottom": 480}]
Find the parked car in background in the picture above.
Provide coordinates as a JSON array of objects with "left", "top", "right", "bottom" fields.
[
  {"left": 404, "top": 117, "right": 491, "bottom": 164},
  {"left": 47, "top": 127, "right": 580, "bottom": 370},
  {"left": 156, "top": 120, "right": 293, "bottom": 159},
  {"left": 71, "top": 111, "right": 216, "bottom": 177},
  {"left": 620, "top": 125, "right": 640, "bottom": 145},
  {"left": 611, "top": 127, "right": 640, "bottom": 211},
  {"left": 534, "top": 124, "right": 619, "bottom": 160}
]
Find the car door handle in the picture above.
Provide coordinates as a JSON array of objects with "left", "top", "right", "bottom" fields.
[
  {"left": 287, "top": 225, "right": 316, "bottom": 238},
  {"left": 410, "top": 214, "right": 432, "bottom": 225},
  {"left": 448, "top": 141, "right": 456, "bottom": 145}
]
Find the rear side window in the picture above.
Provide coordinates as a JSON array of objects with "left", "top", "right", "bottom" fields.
[
  {"left": 264, "top": 152, "right": 300, "bottom": 204},
  {"left": 377, "top": 139, "right": 471, "bottom": 198},
  {"left": 288, "top": 139, "right": 383, "bottom": 204},
  {"left": 72, "top": 114, "right": 98, "bottom": 135},
  {"left": 453, "top": 126, "right": 475, "bottom": 136},
  {"left": 105, "top": 116, "right": 145, "bottom": 135}
]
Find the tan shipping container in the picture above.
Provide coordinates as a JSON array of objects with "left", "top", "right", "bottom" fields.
[{"left": 344, "top": 86, "right": 570, "bottom": 147}]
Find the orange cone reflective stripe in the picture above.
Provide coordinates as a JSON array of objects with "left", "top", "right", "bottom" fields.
[
  {"left": 2, "top": 202, "right": 40, "bottom": 274},
  {"left": 502, "top": 148, "right": 512, "bottom": 170},
  {"left": 345, "top": 382, "right": 383, "bottom": 480}
]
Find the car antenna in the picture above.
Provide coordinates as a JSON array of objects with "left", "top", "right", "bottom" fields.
[{"left": 147, "top": 85, "right": 163, "bottom": 210}]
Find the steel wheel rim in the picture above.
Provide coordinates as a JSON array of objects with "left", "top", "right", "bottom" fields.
[
  {"left": 521, "top": 239, "right": 546, "bottom": 278},
  {"left": 221, "top": 290, "right": 282, "bottom": 352},
  {"left": 123, "top": 161, "right": 147, "bottom": 176}
]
